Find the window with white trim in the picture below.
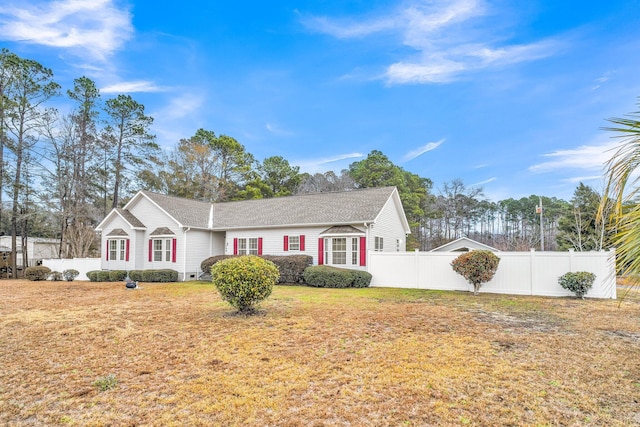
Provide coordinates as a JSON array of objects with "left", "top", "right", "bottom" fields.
[
  {"left": 332, "top": 238, "right": 347, "bottom": 265},
  {"left": 289, "top": 235, "right": 300, "bottom": 251},
  {"left": 238, "top": 238, "right": 259, "bottom": 255},
  {"left": 108, "top": 239, "right": 127, "bottom": 261},
  {"left": 351, "top": 237, "right": 359, "bottom": 265},
  {"left": 375, "top": 236, "right": 384, "bottom": 252},
  {"left": 153, "top": 239, "right": 163, "bottom": 261}
]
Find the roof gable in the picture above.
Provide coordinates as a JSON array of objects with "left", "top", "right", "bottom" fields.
[
  {"left": 430, "top": 237, "right": 500, "bottom": 252},
  {"left": 95, "top": 208, "right": 146, "bottom": 231}
]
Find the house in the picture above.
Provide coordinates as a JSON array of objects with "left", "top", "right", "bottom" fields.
[
  {"left": 430, "top": 237, "right": 500, "bottom": 252},
  {"left": 0, "top": 236, "right": 59, "bottom": 267},
  {"left": 95, "top": 186, "right": 410, "bottom": 281}
]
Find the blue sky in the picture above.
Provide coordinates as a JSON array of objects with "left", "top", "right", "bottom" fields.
[{"left": 1, "top": 0, "right": 639, "bottom": 201}]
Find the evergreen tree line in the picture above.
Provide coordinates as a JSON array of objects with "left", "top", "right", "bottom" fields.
[{"left": 0, "top": 49, "right": 613, "bottom": 275}]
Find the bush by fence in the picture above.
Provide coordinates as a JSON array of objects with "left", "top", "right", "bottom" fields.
[{"left": 303, "top": 265, "right": 372, "bottom": 288}]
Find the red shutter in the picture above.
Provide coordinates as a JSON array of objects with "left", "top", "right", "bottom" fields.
[
  {"left": 172, "top": 238, "right": 177, "bottom": 263},
  {"left": 148, "top": 239, "right": 152, "bottom": 262},
  {"left": 233, "top": 238, "right": 238, "bottom": 255},
  {"left": 283, "top": 235, "right": 289, "bottom": 251},
  {"left": 300, "top": 235, "right": 305, "bottom": 251},
  {"left": 359, "top": 237, "right": 366, "bottom": 266},
  {"left": 125, "top": 239, "right": 130, "bottom": 261},
  {"left": 318, "top": 238, "right": 324, "bottom": 265},
  {"left": 258, "top": 238, "right": 263, "bottom": 255},
  {"left": 106, "top": 240, "right": 109, "bottom": 261}
]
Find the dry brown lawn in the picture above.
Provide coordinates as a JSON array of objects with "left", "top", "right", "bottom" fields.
[{"left": 1, "top": 280, "right": 640, "bottom": 426}]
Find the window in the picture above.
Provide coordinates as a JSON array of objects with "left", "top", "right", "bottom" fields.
[
  {"left": 109, "top": 240, "right": 118, "bottom": 261},
  {"left": 351, "top": 237, "right": 359, "bottom": 265},
  {"left": 248, "top": 238, "right": 258, "bottom": 255},
  {"left": 108, "top": 239, "right": 128, "bottom": 261},
  {"left": 375, "top": 236, "right": 384, "bottom": 252},
  {"left": 332, "top": 238, "right": 347, "bottom": 265},
  {"left": 165, "top": 239, "right": 172, "bottom": 261},
  {"left": 235, "top": 238, "right": 260, "bottom": 255},
  {"left": 153, "top": 239, "right": 163, "bottom": 261},
  {"left": 238, "top": 238, "right": 247, "bottom": 255},
  {"left": 289, "top": 236, "right": 300, "bottom": 251}
]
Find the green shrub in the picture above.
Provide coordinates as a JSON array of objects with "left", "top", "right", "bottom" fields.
[
  {"left": 451, "top": 250, "right": 501, "bottom": 295},
  {"left": 50, "top": 271, "right": 63, "bottom": 281},
  {"left": 303, "top": 265, "right": 356, "bottom": 288},
  {"left": 25, "top": 266, "right": 51, "bottom": 281},
  {"left": 63, "top": 269, "right": 80, "bottom": 281},
  {"left": 109, "top": 270, "right": 127, "bottom": 282},
  {"left": 141, "top": 269, "right": 179, "bottom": 282},
  {"left": 201, "top": 255, "right": 236, "bottom": 273},
  {"left": 86, "top": 271, "right": 99, "bottom": 282},
  {"left": 558, "top": 271, "right": 596, "bottom": 299},
  {"left": 262, "top": 255, "right": 313, "bottom": 284},
  {"left": 96, "top": 271, "right": 112, "bottom": 282},
  {"left": 211, "top": 255, "right": 279, "bottom": 313},
  {"left": 350, "top": 270, "right": 372, "bottom": 288},
  {"left": 129, "top": 270, "right": 143, "bottom": 282}
]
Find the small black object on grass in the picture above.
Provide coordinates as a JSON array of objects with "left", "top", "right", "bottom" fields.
[{"left": 125, "top": 276, "right": 138, "bottom": 289}]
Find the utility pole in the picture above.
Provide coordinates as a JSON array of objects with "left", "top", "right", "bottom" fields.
[{"left": 536, "top": 196, "right": 544, "bottom": 251}]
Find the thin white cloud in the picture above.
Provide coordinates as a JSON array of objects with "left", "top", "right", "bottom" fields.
[
  {"left": 265, "top": 122, "right": 294, "bottom": 137},
  {"left": 101, "top": 80, "right": 166, "bottom": 94},
  {"left": 296, "top": 152, "right": 364, "bottom": 173},
  {"left": 302, "top": 0, "right": 561, "bottom": 85},
  {"left": 561, "top": 175, "right": 603, "bottom": 184},
  {"left": 470, "top": 177, "right": 497, "bottom": 187},
  {"left": 0, "top": 0, "right": 133, "bottom": 60},
  {"left": 403, "top": 138, "right": 444, "bottom": 161},
  {"left": 529, "top": 139, "right": 619, "bottom": 173}
]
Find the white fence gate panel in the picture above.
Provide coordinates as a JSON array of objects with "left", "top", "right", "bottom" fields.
[
  {"left": 368, "top": 249, "right": 616, "bottom": 299},
  {"left": 41, "top": 258, "right": 101, "bottom": 281}
]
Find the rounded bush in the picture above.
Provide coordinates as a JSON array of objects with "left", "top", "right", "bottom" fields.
[
  {"left": 50, "top": 271, "right": 63, "bottom": 281},
  {"left": 25, "top": 266, "right": 51, "bottom": 281},
  {"left": 86, "top": 271, "right": 99, "bottom": 282},
  {"left": 303, "top": 265, "right": 361, "bottom": 288},
  {"left": 63, "top": 269, "right": 80, "bottom": 281},
  {"left": 558, "top": 271, "right": 596, "bottom": 299},
  {"left": 211, "top": 255, "right": 279, "bottom": 313},
  {"left": 451, "top": 250, "right": 501, "bottom": 295},
  {"left": 129, "top": 270, "right": 143, "bottom": 282}
]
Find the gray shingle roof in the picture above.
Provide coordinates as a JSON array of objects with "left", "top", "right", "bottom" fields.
[
  {"left": 138, "top": 187, "right": 396, "bottom": 230},
  {"left": 107, "top": 228, "right": 129, "bottom": 236},
  {"left": 116, "top": 209, "right": 145, "bottom": 228}
]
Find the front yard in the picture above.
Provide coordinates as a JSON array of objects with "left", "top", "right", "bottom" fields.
[{"left": 1, "top": 280, "right": 640, "bottom": 426}]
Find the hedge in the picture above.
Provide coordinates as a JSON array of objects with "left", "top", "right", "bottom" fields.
[
  {"left": 109, "top": 270, "right": 127, "bottom": 282},
  {"left": 25, "top": 266, "right": 51, "bottom": 281},
  {"left": 201, "top": 254, "right": 313, "bottom": 284},
  {"left": 303, "top": 265, "right": 372, "bottom": 288},
  {"left": 262, "top": 255, "right": 313, "bottom": 284},
  {"left": 129, "top": 269, "right": 179, "bottom": 282}
]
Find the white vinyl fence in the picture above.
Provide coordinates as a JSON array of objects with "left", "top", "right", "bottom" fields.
[
  {"left": 368, "top": 249, "right": 616, "bottom": 299},
  {"left": 41, "top": 258, "right": 101, "bottom": 281}
]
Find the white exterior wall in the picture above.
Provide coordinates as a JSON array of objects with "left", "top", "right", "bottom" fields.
[
  {"left": 369, "top": 196, "right": 408, "bottom": 254},
  {"left": 368, "top": 249, "right": 617, "bottom": 299},
  {"left": 101, "top": 214, "right": 136, "bottom": 271},
  {"left": 181, "top": 228, "right": 215, "bottom": 280},
  {"left": 225, "top": 226, "right": 326, "bottom": 264},
  {"left": 42, "top": 258, "right": 101, "bottom": 281}
]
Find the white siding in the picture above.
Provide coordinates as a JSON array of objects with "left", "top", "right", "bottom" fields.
[
  {"left": 369, "top": 195, "right": 407, "bottom": 255},
  {"left": 182, "top": 229, "right": 213, "bottom": 280},
  {"left": 100, "top": 214, "right": 135, "bottom": 271}
]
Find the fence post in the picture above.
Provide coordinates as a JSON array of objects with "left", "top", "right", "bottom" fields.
[
  {"left": 529, "top": 248, "right": 536, "bottom": 295},
  {"left": 414, "top": 249, "right": 420, "bottom": 289}
]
